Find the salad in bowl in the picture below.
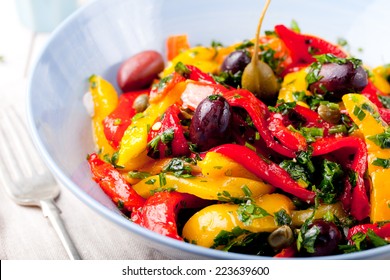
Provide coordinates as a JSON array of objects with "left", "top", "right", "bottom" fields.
[{"left": 83, "top": 1, "right": 390, "bottom": 258}]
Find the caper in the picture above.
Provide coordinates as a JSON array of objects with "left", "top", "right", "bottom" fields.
[
  {"left": 242, "top": 60, "right": 279, "bottom": 101},
  {"left": 132, "top": 94, "right": 149, "bottom": 113},
  {"left": 241, "top": 0, "right": 279, "bottom": 102},
  {"left": 267, "top": 225, "right": 294, "bottom": 250},
  {"left": 317, "top": 103, "right": 341, "bottom": 124}
]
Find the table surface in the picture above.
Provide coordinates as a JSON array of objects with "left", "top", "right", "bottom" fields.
[{"left": 0, "top": 0, "right": 170, "bottom": 260}]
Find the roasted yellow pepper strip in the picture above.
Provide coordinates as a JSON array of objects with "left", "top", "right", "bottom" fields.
[
  {"left": 342, "top": 93, "right": 390, "bottom": 222},
  {"left": 182, "top": 194, "right": 294, "bottom": 248},
  {"left": 278, "top": 68, "right": 311, "bottom": 108},
  {"left": 371, "top": 65, "right": 390, "bottom": 94},
  {"left": 291, "top": 202, "right": 348, "bottom": 226},
  {"left": 162, "top": 46, "right": 219, "bottom": 77},
  {"left": 132, "top": 174, "right": 274, "bottom": 200},
  {"left": 197, "top": 151, "right": 260, "bottom": 180},
  {"left": 88, "top": 75, "right": 118, "bottom": 156},
  {"left": 116, "top": 82, "right": 186, "bottom": 169}
]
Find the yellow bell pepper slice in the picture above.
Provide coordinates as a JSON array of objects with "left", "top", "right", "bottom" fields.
[
  {"left": 278, "top": 68, "right": 311, "bottom": 108},
  {"left": 116, "top": 82, "right": 186, "bottom": 169},
  {"left": 371, "top": 65, "right": 390, "bottom": 94},
  {"left": 162, "top": 46, "right": 219, "bottom": 77},
  {"left": 88, "top": 75, "right": 118, "bottom": 156},
  {"left": 370, "top": 169, "right": 390, "bottom": 222},
  {"left": 291, "top": 202, "right": 348, "bottom": 226},
  {"left": 342, "top": 94, "right": 386, "bottom": 137},
  {"left": 197, "top": 151, "right": 260, "bottom": 180},
  {"left": 342, "top": 93, "right": 390, "bottom": 222},
  {"left": 132, "top": 174, "right": 274, "bottom": 200},
  {"left": 182, "top": 193, "right": 294, "bottom": 248}
]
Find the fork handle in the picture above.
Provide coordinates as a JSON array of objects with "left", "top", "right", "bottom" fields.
[{"left": 40, "top": 199, "right": 82, "bottom": 260}]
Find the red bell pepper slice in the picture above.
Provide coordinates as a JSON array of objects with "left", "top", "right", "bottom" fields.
[
  {"left": 87, "top": 153, "right": 145, "bottom": 211},
  {"left": 211, "top": 144, "right": 316, "bottom": 203},
  {"left": 166, "top": 34, "right": 190, "bottom": 61},
  {"left": 361, "top": 80, "right": 384, "bottom": 108},
  {"left": 180, "top": 81, "right": 230, "bottom": 111},
  {"left": 347, "top": 223, "right": 390, "bottom": 241},
  {"left": 274, "top": 25, "right": 347, "bottom": 74},
  {"left": 149, "top": 72, "right": 186, "bottom": 102},
  {"left": 103, "top": 90, "right": 148, "bottom": 149},
  {"left": 147, "top": 104, "right": 189, "bottom": 159},
  {"left": 224, "top": 89, "right": 296, "bottom": 158},
  {"left": 274, "top": 244, "right": 297, "bottom": 258},
  {"left": 268, "top": 112, "right": 307, "bottom": 152},
  {"left": 379, "top": 108, "right": 390, "bottom": 124},
  {"left": 185, "top": 64, "right": 217, "bottom": 84},
  {"left": 131, "top": 191, "right": 207, "bottom": 240},
  {"left": 311, "top": 137, "right": 369, "bottom": 220}
]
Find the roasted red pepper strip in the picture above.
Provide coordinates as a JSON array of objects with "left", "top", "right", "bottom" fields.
[
  {"left": 268, "top": 112, "right": 307, "bottom": 152},
  {"left": 147, "top": 104, "right": 189, "bottom": 159},
  {"left": 379, "top": 108, "right": 390, "bottom": 124},
  {"left": 311, "top": 137, "right": 369, "bottom": 220},
  {"left": 180, "top": 80, "right": 230, "bottom": 111},
  {"left": 274, "top": 25, "right": 347, "bottom": 74},
  {"left": 103, "top": 90, "right": 148, "bottom": 149},
  {"left": 87, "top": 153, "right": 145, "bottom": 211},
  {"left": 361, "top": 80, "right": 384, "bottom": 108},
  {"left": 274, "top": 244, "right": 297, "bottom": 258},
  {"left": 224, "top": 89, "right": 296, "bottom": 158},
  {"left": 211, "top": 144, "right": 316, "bottom": 203},
  {"left": 293, "top": 105, "right": 332, "bottom": 131},
  {"left": 149, "top": 72, "right": 186, "bottom": 102},
  {"left": 186, "top": 64, "right": 217, "bottom": 84},
  {"left": 131, "top": 191, "right": 206, "bottom": 240},
  {"left": 347, "top": 223, "right": 390, "bottom": 241}
]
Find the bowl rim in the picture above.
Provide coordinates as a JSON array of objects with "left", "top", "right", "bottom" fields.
[{"left": 26, "top": 0, "right": 390, "bottom": 260}]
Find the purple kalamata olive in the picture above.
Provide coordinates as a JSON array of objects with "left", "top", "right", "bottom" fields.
[
  {"left": 308, "top": 61, "right": 368, "bottom": 99},
  {"left": 306, "top": 220, "right": 342, "bottom": 256},
  {"left": 189, "top": 95, "right": 233, "bottom": 152},
  {"left": 117, "top": 50, "right": 164, "bottom": 92},
  {"left": 221, "top": 50, "right": 251, "bottom": 74}
]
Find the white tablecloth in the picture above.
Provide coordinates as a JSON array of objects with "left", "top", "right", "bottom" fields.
[{"left": 0, "top": 1, "right": 170, "bottom": 260}]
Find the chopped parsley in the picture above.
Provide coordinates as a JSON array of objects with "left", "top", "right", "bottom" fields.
[
  {"left": 290, "top": 19, "right": 301, "bottom": 33},
  {"left": 305, "top": 61, "right": 323, "bottom": 85},
  {"left": 268, "top": 101, "right": 296, "bottom": 114},
  {"left": 372, "top": 158, "right": 390, "bottom": 169},
  {"left": 340, "top": 229, "right": 389, "bottom": 253},
  {"left": 145, "top": 178, "right": 156, "bottom": 185},
  {"left": 162, "top": 158, "right": 193, "bottom": 178},
  {"left": 274, "top": 209, "right": 292, "bottom": 226},
  {"left": 103, "top": 151, "right": 123, "bottom": 169},
  {"left": 235, "top": 40, "right": 254, "bottom": 50},
  {"left": 367, "top": 128, "right": 390, "bottom": 149},
  {"left": 317, "top": 159, "right": 344, "bottom": 204},
  {"left": 280, "top": 159, "right": 312, "bottom": 188},
  {"left": 378, "top": 95, "right": 390, "bottom": 109},
  {"left": 174, "top": 61, "right": 190, "bottom": 77},
  {"left": 128, "top": 171, "right": 151, "bottom": 179},
  {"left": 217, "top": 188, "right": 252, "bottom": 204},
  {"left": 211, "top": 226, "right": 251, "bottom": 250},
  {"left": 353, "top": 105, "right": 366, "bottom": 121},
  {"left": 237, "top": 202, "right": 270, "bottom": 226},
  {"left": 147, "top": 128, "right": 175, "bottom": 151}
]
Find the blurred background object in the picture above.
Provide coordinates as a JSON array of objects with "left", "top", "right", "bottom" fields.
[
  {"left": 15, "top": 0, "right": 79, "bottom": 33},
  {"left": 13, "top": 0, "right": 89, "bottom": 76}
]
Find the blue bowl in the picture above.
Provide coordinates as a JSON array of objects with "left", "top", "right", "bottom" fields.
[{"left": 27, "top": 0, "right": 390, "bottom": 259}]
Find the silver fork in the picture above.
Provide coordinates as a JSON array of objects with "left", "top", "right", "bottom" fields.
[{"left": 0, "top": 107, "right": 81, "bottom": 260}]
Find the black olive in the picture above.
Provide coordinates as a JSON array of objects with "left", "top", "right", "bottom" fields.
[
  {"left": 189, "top": 95, "right": 232, "bottom": 152},
  {"left": 308, "top": 61, "right": 368, "bottom": 100}
]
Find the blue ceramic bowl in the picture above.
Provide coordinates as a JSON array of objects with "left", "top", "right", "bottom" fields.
[{"left": 27, "top": 0, "right": 390, "bottom": 259}]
